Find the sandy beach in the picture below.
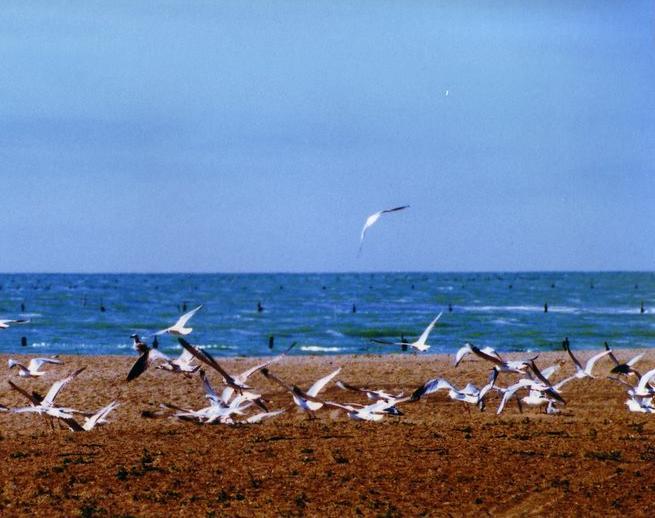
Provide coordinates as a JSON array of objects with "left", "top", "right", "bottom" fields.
[{"left": 1, "top": 350, "right": 654, "bottom": 517}]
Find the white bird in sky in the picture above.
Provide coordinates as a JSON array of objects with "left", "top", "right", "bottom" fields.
[
  {"left": 154, "top": 304, "right": 203, "bottom": 336},
  {"left": 0, "top": 319, "right": 30, "bottom": 329},
  {"left": 358, "top": 205, "right": 409, "bottom": 255},
  {"left": 8, "top": 357, "right": 63, "bottom": 378},
  {"left": 372, "top": 312, "right": 443, "bottom": 352}
]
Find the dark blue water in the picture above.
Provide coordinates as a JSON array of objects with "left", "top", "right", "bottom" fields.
[{"left": 0, "top": 272, "right": 653, "bottom": 357}]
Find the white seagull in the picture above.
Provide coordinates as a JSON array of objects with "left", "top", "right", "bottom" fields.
[
  {"left": 260, "top": 367, "right": 341, "bottom": 418},
  {"left": 82, "top": 401, "right": 120, "bottom": 431},
  {"left": 372, "top": 312, "right": 443, "bottom": 352},
  {"left": 8, "top": 357, "right": 63, "bottom": 378},
  {"left": 155, "top": 304, "right": 203, "bottom": 336},
  {"left": 358, "top": 205, "right": 409, "bottom": 254},
  {"left": 563, "top": 341, "right": 611, "bottom": 379},
  {"left": 0, "top": 319, "right": 30, "bottom": 329}
]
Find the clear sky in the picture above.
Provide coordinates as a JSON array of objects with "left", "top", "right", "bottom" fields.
[{"left": 1, "top": 1, "right": 653, "bottom": 273}]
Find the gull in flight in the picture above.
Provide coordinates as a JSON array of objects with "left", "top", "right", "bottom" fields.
[
  {"left": 11, "top": 368, "right": 87, "bottom": 431},
  {"left": 454, "top": 343, "right": 536, "bottom": 374},
  {"left": 358, "top": 205, "right": 409, "bottom": 255},
  {"left": 260, "top": 366, "right": 341, "bottom": 419},
  {"left": 8, "top": 357, "right": 63, "bottom": 378},
  {"left": 82, "top": 401, "right": 120, "bottom": 431},
  {"left": 154, "top": 304, "right": 203, "bottom": 336},
  {"left": 608, "top": 372, "right": 655, "bottom": 413},
  {"left": 562, "top": 339, "right": 611, "bottom": 379},
  {"left": 371, "top": 312, "right": 443, "bottom": 352},
  {"left": 336, "top": 380, "right": 404, "bottom": 403},
  {"left": 605, "top": 342, "right": 644, "bottom": 379},
  {"left": 411, "top": 370, "right": 498, "bottom": 411},
  {"left": 320, "top": 396, "right": 410, "bottom": 422},
  {"left": 0, "top": 319, "right": 30, "bottom": 329}
]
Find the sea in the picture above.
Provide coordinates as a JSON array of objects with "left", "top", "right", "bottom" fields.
[{"left": 0, "top": 272, "right": 653, "bottom": 357}]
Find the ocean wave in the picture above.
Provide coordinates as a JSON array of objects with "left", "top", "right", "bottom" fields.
[{"left": 300, "top": 345, "right": 344, "bottom": 352}]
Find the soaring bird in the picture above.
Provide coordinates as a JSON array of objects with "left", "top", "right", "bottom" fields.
[
  {"left": 358, "top": 205, "right": 409, "bottom": 255},
  {"left": 154, "top": 305, "right": 203, "bottom": 336}
]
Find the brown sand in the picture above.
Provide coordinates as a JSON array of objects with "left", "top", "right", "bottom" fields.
[{"left": 1, "top": 351, "right": 654, "bottom": 517}]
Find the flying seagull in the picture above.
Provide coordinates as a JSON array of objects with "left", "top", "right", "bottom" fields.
[
  {"left": 0, "top": 319, "right": 30, "bottom": 329},
  {"left": 8, "top": 358, "right": 63, "bottom": 378},
  {"left": 562, "top": 340, "right": 611, "bottom": 379},
  {"left": 358, "top": 205, "right": 409, "bottom": 255},
  {"left": 371, "top": 312, "right": 443, "bottom": 352},
  {"left": 154, "top": 305, "right": 203, "bottom": 336}
]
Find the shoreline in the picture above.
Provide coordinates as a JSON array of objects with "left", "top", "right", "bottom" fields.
[{"left": 1, "top": 351, "right": 654, "bottom": 516}]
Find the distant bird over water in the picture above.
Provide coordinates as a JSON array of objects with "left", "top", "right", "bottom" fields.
[
  {"left": 358, "top": 205, "right": 409, "bottom": 255},
  {"left": 155, "top": 304, "right": 203, "bottom": 336}
]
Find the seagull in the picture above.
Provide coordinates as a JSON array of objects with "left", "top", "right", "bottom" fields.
[
  {"left": 358, "top": 205, "right": 409, "bottom": 255},
  {"left": 260, "top": 367, "right": 341, "bottom": 418},
  {"left": 154, "top": 304, "right": 203, "bottom": 336},
  {"left": 156, "top": 347, "right": 200, "bottom": 376},
  {"left": 11, "top": 368, "right": 87, "bottom": 431},
  {"left": 454, "top": 343, "right": 536, "bottom": 374},
  {"left": 371, "top": 312, "right": 443, "bottom": 352},
  {"left": 562, "top": 340, "right": 611, "bottom": 379},
  {"left": 82, "top": 401, "right": 120, "bottom": 431},
  {"left": 412, "top": 370, "right": 498, "bottom": 411},
  {"left": 605, "top": 342, "right": 644, "bottom": 379},
  {"left": 320, "top": 397, "right": 409, "bottom": 422},
  {"left": 8, "top": 357, "right": 63, "bottom": 378},
  {"left": 336, "top": 380, "right": 404, "bottom": 402},
  {"left": 0, "top": 319, "right": 30, "bottom": 329}
]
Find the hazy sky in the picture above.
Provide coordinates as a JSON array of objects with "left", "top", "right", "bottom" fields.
[{"left": 1, "top": 1, "right": 653, "bottom": 272}]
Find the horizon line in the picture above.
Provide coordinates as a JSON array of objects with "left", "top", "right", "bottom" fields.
[{"left": 0, "top": 269, "right": 653, "bottom": 275}]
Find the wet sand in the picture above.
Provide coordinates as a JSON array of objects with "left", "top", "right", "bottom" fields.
[{"left": 1, "top": 350, "right": 654, "bottom": 517}]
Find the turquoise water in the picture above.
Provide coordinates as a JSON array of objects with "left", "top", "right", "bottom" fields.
[{"left": 0, "top": 272, "right": 653, "bottom": 357}]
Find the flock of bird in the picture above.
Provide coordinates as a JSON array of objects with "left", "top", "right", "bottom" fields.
[
  {"left": 0, "top": 206, "right": 653, "bottom": 431},
  {"left": 1, "top": 302, "right": 654, "bottom": 433}
]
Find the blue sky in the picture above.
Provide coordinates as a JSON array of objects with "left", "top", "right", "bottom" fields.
[{"left": 1, "top": 1, "right": 653, "bottom": 272}]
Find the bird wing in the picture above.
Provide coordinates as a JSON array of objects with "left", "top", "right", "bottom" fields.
[
  {"left": 200, "top": 370, "right": 222, "bottom": 404},
  {"left": 636, "top": 368, "right": 655, "bottom": 393},
  {"left": 177, "top": 338, "right": 239, "bottom": 387},
  {"left": 43, "top": 367, "right": 86, "bottom": 407},
  {"left": 380, "top": 205, "right": 410, "bottom": 215},
  {"left": 29, "top": 358, "right": 64, "bottom": 370},
  {"left": 454, "top": 344, "right": 473, "bottom": 366},
  {"left": 415, "top": 312, "right": 442, "bottom": 347},
  {"left": 174, "top": 304, "right": 203, "bottom": 328},
  {"left": 306, "top": 367, "right": 341, "bottom": 397},
  {"left": 411, "top": 378, "right": 454, "bottom": 401},
  {"left": 583, "top": 350, "right": 611, "bottom": 376},
  {"left": 604, "top": 342, "right": 620, "bottom": 365},
  {"left": 245, "top": 408, "right": 287, "bottom": 424},
  {"left": 8, "top": 380, "right": 43, "bottom": 404},
  {"left": 627, "top": 353, "right": 645, "bottom": 367},
  {"left": 563, "top": 343, "right": 584, "bottom": 372},
  {"left": 127, "top": 351, "right": 151, "bottom": 382}
]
